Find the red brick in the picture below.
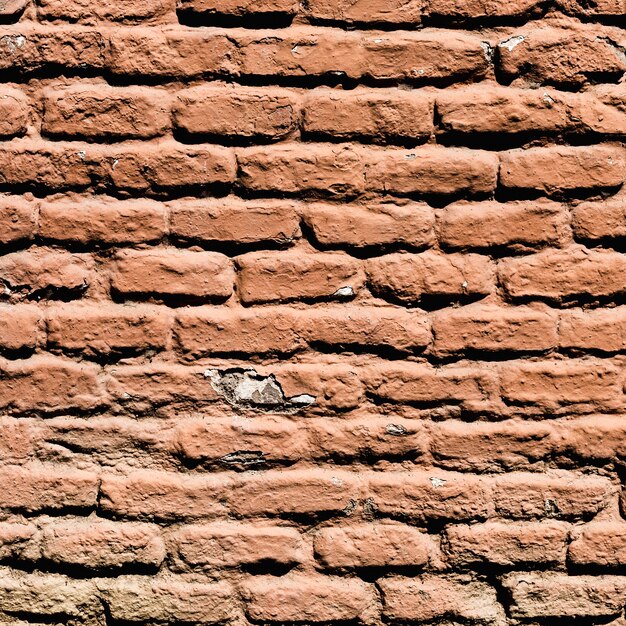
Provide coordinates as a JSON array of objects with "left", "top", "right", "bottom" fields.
[
  {"left": 572, "top": 196, "right": 626, "bottom": 241},
  {"left": 303, "top": 0, "right": 426, "bottom": 25},
  {"left": 110, "top": 249, "right": 234, "bottom": 301},
  {"left": 444, "top": 521, "right": 568, "bottom": 566},
  {"left": 427, "top": 0, "right": 547, "bottom": 19},
  {"left": 500, "top": 146, "right": 626, "bottom": 195},
  {"left": 493, "top": 472, "right": 614, "bottom": 519},
  {"left": 558, "top": 0, "right": 626, "bottom": 14},
  {"left": 107, "top": 30, "right": 235, "bottom": 77},
  {"left": 43, "top": 85, "right": 171, "bottom": 140},
  {"left": 0, "top": 248, "right": 93, "bottom": 299},
  {"left": 560, "top": 307, "right": 626, "bottom": 352},
  {"left": 238, "top": 144, "right": 365, "bottom": 196},
  {"left": 0, "top": 87, "right": 29, "bottom": 137},
  {"left": 38, "top": 197, "right": 168, "bottom": 245},
  {"left": 431, "top": 419, "right": 555, "bottom": 472},
  {"left": 0, "top": 305, "right": 41, "bottom": 352},
  {"left": 431, "top": 303, "right": 557, "bottom": 355},
  {"left": 178, "top": 0, "right": 297, "bottom": 18},
  {"left": 499, "top": 247, "right": 626, "bottom": 301},
  {"left": 366, "top": 147, "right": 499, "bottom": 197},
  {"left": 107, "top": 364, "right": 220, "bottom": 413},
  {"left": 234, "top": 28, "right": 488, "bottom": 83},
  {"left": 367, "top": 251, "right": 494, "bottom": 304},
  {"left": 170, "top": 198, "right": 300, "bottom": 246},
  {"left": 0, "top": 141, "right": 94, "bottom": 191},
  {"left": 366, "top": 362, "right": 497, "bottom": 410},
  {"left": 555, "top": 415, "right": 626, "bottom": 462},
  {"left": 0, "top": 196, "right": 35, "bottom": 244},
  {"left": 103, "top": 143, "right": 236, "bottom": 192},
  {"left": 380, "top": 576, "right": 505, "bottom": 624},
  {"left": 38, "top": 0, "right": 174, "bottom": 22},
  {"left": 502, "top": 572, "right": 626, "bottom": 618},
  {"left": 0, "top": 26, "right": 107, "bottom": 73},
  {"left": 236, "top": 251, "right": 364, "bottom": 304},
  {"left": 569, "top": 522, "right": 626, "bottom": 568},
  {"left": 241, "top": 574, "right": 377, "bottom": 623},
  {"left": 0, "top": 465, "right": 98, "bottom": 513},
  {"left": 175, "top": 305, "right": 430, "bottom": 356},
  {"left": 438, "top": 200, "right": 567, "bottom": 250},
  {"left": 314, "top": 524, "right": 432, "bottom": 568},
  {"left": 99, "top": 471, "right": 230, "bottom": 521},
  {"left": 500, "top": 359, "right": 621, "bottom": 408},
  {"left": 41, "top": 520, "right": 166, "bottom": 569},
  {"left": 229, "top": 469, "right": 360, "bottom": 518},
  {"left": 100, "top": 578, "right": 235, "bottom": 624},
  {"left": 0, "top": 0, "right": 28, "bottom": 19},
  {"left": 47, "top": 304, "right": 172, "bottom": 356},
  {"left": 174, "top": 524, "right": 304, "bottom": 568},
  {"left": 174, "top": 86, "right": 298, "bottom": 141},
  {"left": 367, "top": 471, "right": 490, "bottom": 521},
  {"left": 0, "top": 522, "right": 35, "bottom": 560},
  {"left": 0, "top": 356, "right": 104, "bottom": 414},
  {"left": 301, "top": 201, "right": 434, "bottom": 250},
  {"left": 303, "top": 89, "right": 433, "bottom": 142},
  {"left": 497, "top": 26, "right": 626, "bottom": 88}
]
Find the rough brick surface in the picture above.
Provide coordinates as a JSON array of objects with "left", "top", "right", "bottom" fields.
[{"left": 1, "top": 0, "right": 626, "bottom": 624}]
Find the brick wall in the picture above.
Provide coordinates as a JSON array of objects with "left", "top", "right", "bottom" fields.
[{"left": 1, "top": 0, "right": 626, "bottom": 622}]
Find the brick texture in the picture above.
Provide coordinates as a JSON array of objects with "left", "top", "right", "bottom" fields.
[{"left": 0, "top": 0, "right": 626, "bottom": 624}]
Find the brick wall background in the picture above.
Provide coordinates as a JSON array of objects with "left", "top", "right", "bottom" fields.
[{"left": 1, "top": 0, "right": 626, "bottom": 622}]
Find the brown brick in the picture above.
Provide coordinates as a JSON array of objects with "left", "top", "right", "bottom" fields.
[
  {"left": 37, "top": 0, "right": 174, "bottom": 22},
  {"left": 0, "top": 87, "right": 29, "bottom": 137},
  {"left": 0, "top": 305, "right": 41, "bottom": 352},
  {"left": 569, "top": 522, "right": 626, "bottom": 568}
]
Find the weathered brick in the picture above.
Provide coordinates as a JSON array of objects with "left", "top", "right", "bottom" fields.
[
  {"left": 47, "top": 304, "right": 172, "bottom": 356},
  {"left": 314, "top": 524, "right": 432, "bottom": 568},
  {"left": 380, "top": 576, "right": 505, "bottom": 625},
  {"left": 500, "top": 359, "right": 621, "bottom": 408},
  {"left": 301, "top": 201, "right": 434, "bottom": 250},
  {"left": 100, "top": 578, "right": 236, "bottom": 623},
  {"left": 569, "top": 522, "right": 626, "bottom": 568},
  {"left": 497, "top": 26, "right": 626, "bottom": 88},
  {"left": 560, "top": 307, "right": 626, "bottom": 352},
  {"left": 438, "top": 200, "right": 568, "bottom": 250},
  {"left": 493, "top": 472, "right": 614, "bottom": 520},
  {"left": 38, "top": 0, "right": 174, "bottom": 22},
  {"left": 43, "top": 85, "right": 171, "bottom": 140},
  {"left": 174, "top": 86, "right": 298, "bottom": 141},
  {"left": 169, "top": 198, "right": 300, "bottom": 246},
  {"left": 502, "top": 572, "right": 626, "bottom": 618},
  {"left": 366, "top": 147, "right": 499, "bottom": 197},
  {"left": 0, "top": 356, "right": 104, "bottom": 414},
  {"left": 444, "top": 521, "right": 568, "bottom": 566},
  {"left": 242, "top": 574, "right": 377, "bottom": 623},
  {"left": 431, "top": 303, "right": 558, "bottom": 355},
  {"left": 367, "top": 471, "right": 491, "bottom": 521},
  {"left": 367, "top": 251, "right": 494, "bottom": 304},
  {"left": 0, "top": 465, "right": 98, "bottom": 513},
  {"left": 174, "top": 524, "right": 304, "bottom": 568},
  {"left": 38, "top": 197, "right": 168, "bottom": 245},
  {"left": 500, "top": 146, "right": 626, "bottom": 195},
  {"left": 303, "top": 89, "right": 434, "bottom": 142},
  {"left": 177, "top": 0, "right": 297, "bottom": 19},
  {"left": 0, "top": 196, "right": 35, "bottom": 244},
  {"left": 499, "top": 247, "right": 626, "bottom": 302},
  {"left": 110, "top": 249, "right": 234, "bottom": 301},
  {"left": 0, "top": 87, "right": 29, "bottom": 137},
  {"left": 0, "top": 305, "right": 41, "bottom": 352},
  {"left": 41, "top": 520, "right": 166, "bottom": 569},
  {"left": 572, "top": 196, "right": 626, "bottom": 241},
  {"left": 236, "top": 251, "right": 364, "bottom": 304}
]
